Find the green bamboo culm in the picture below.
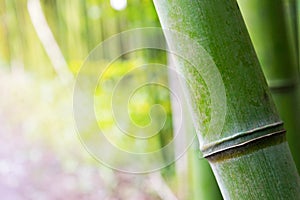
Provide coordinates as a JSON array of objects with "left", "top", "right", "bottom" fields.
[
  {"left": 298, "top": 0, "right": 300, "bottom": 73},
  {"left": 284, "top": 0, "right": 298, "bottom": 63},
  {"left": 190, "top": 140, "right": 222, "bottom": 200},
  {"left": 153, "top": 0, "right": 300, "bottom": 199},
  {"left": 237, "top": 0, "right": 300, "bottom": 173},
  {"left": 168, "top": 56, "right": 222, "bottom": 200}
]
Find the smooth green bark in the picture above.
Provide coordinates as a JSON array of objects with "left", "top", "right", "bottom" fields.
[
  {"left": 208, "top": 134, "right": 299, "bottom": 199},
  {"left": 238, "top": 0, "right": 300, "bottom": 173},
  {"left": 191, "top": 140, "right": 222, "bottom": 200},
  {"left": 153, "top": 0, "right": 300, "bottom": 199},
  {"left": 284, "top": 0, "right": 298, "bottom": 64},
  {"left": 298, "top": 0, "right": 300, "bottom": 73},
  {"left": 168, "top": 56, "right": 221, "bottom": 199}
]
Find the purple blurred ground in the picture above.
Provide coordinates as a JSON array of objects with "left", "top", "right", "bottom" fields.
[{"left": 0, "top": 70, "right": 161, "bottom": 200}]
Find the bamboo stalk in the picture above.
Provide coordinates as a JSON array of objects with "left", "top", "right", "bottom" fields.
[
  {"left": 298, "top": 0, "right": 300, "bottom": 73},
  {"left": 0, "top": 0, "right": 11, "bottom": 66},
  {"left": 284, "top": 0, "right": 298, "bottom": 65},
  {"left": 168, "top": 56, "right": 189, "bottom": 199},
  {"left": 190, "top": 140, "right": 222, "bottom": 200},
  {"left": 153, "top": 0, "right": 300, "bottom": 199},
  {"left": 27, "top": 0, "right": 73, "bottom": 84},
  {"left": 168, "top": 55, "right": 221, "bottom": 199},
  {"left": 5, "top": 0, "right": 25, "bottom": 70},
  {"left": 237, "top": 0, "right": 300, "bottom": 173}
]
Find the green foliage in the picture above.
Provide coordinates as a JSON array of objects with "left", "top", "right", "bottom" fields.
[
  {"left": 92, "top": 59, "right": 173, "bottom": 154},
  {"left": 0, "top": 0, "right": 176, "bottom": 199}
]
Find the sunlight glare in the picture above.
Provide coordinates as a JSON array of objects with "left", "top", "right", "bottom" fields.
[{"left": 110, "top": 0, "right": 127, "bottom": 11}]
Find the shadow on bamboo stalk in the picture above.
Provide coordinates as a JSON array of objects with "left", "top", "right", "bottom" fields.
[
  {"left": 153, "top": 0, "right": 300, "bottom": 199},
  {"left": 168, "top": 55, "right": 222, "bottom": 199},
  {"left": 190, "top": 140, "right": 222, "bottom": 200},
  {"left": 238, "top": 0, "right": 300, "bottom": 174}
]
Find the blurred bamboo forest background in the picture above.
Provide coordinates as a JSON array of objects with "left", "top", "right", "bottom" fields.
[
  {"left": 0, "top": 0, "right": 159, "bottom": 74},
  {"left": 0, "top": 0, "right": 207, "bottom": 199}
]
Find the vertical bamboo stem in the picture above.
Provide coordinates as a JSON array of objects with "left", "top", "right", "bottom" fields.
[
  {"left": 238, "top": 0, "right": 300, "bottom": 173},
  {"left": 153, "top": 0, "right": 300, "bottom": 199},
  {"left": 168, "top": 55, "right": 221, "bottom": 199},
  {"left": 190, "top": 140, "right": 222, "bottom": 200}
]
